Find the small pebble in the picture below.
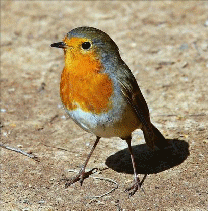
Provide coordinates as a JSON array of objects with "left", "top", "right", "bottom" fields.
[
  {"left": 8, "top": 88, "right": 15, "bottom": 92},
  {"left": 57, "top": 104, "right": 63, "bottom": 109},
  {"left": 204, "top": 19, "right": 208, "bottom": 27},
  {"left": 38, "top": 200, "right": 45, "bottom": 204},
  {"left": 61, "top": 115, "right": 66, "bottom": 120},
  {"left": 203, "top": 139, "right": 208, "bottom": 144},
  {"left": 130, "top": 42, "right": 137, "bottom": 48},
  {"left": 198, "top": 126, "right": 205, "bottom": 131},
  {"left": 181, "top": 61, "right": 188, "bottom": 68},
  {"left": 23, "top": 199, "right": 29, "bottom": 204},
  {"left": 3, "top": 132, "right": 8, "bottom": 137},
  {"left": 17, "top": 144, "right": 23, "bottom": 148}
]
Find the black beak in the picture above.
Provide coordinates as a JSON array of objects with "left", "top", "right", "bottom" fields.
[{"left": 50, "top": 42, "right": 66, "bottom": 48}]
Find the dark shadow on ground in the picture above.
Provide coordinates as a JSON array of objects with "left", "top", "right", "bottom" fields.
[{"left": 105, "top": 139, "right": 189, "bottom": 174}]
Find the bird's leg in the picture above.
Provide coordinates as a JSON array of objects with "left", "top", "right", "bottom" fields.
[
  {"left": 125, "top": 137, "right": 141, "bottom": 196},
  {"left": 65, "top": 136, "right": 100, "bottom": 188}
]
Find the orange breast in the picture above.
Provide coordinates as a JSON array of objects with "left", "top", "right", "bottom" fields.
[{"left": 60, "top": 50, "right": 113, "bottom": 114}]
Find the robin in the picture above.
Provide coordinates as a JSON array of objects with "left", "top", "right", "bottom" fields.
[{"left": 51, "top": 26, "right": 169, "bottom": 196}]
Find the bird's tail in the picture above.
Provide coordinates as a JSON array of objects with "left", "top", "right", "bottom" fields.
[{"left": 142, "top": 123, "right": 169, "bottom": 149}]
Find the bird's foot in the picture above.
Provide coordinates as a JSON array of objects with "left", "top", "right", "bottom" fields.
[
  {"left": 65, "top": 167, "right": 97, "bottom": 188},
  {"left": 125, "top": 177, "right": 142, "bottom": 197}
]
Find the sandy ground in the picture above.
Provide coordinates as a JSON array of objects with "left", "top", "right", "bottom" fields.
[{"left": 1, "top": 1, "right": 208, "bottom": 210}]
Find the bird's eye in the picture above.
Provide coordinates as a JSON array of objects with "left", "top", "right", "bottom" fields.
[{"left": 82, "top": 42, "right": 91, "bottom": 50}]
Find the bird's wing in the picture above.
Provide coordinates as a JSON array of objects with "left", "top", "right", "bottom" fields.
[{"left": 117, "top": 62, "right": 155, "bottom": 148}]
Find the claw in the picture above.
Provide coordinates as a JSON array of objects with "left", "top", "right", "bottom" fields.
[
  {"left": 125, "top": 176, "right": 142, "bottom": 197},
  {"left": 125, "top": 181, "right": 141, "bottom": 197},
  {"left": 65, "top": 168, "right": 97, "bottom": 188}
]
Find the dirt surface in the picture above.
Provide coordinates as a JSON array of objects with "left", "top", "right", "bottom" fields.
[{"left": 1, "top": 1, "right": 208, "bottom": 210}]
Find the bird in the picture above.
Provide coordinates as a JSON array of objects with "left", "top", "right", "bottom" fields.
[{"left": 51, "top": 26, "right": 169, "bottom": 196}]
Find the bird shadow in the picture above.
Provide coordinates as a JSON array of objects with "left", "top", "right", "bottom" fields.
[{"left": 105, "top": 139, "right": 189, "bottom": 175}]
